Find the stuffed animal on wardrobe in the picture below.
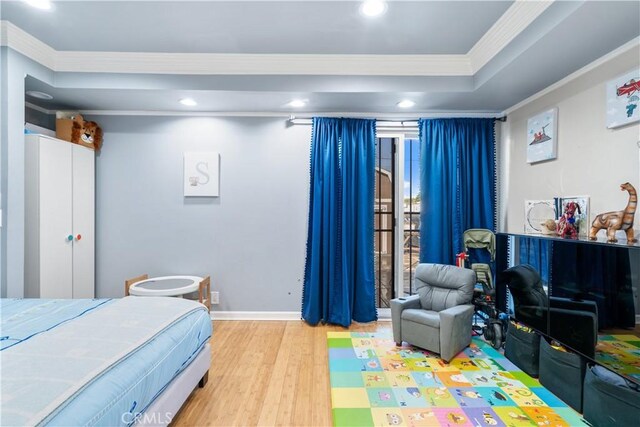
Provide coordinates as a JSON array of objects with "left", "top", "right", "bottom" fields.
[{"left": 71, "top": 118, "right": 103, "bottom": 151}]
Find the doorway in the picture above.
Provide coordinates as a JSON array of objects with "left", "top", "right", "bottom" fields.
[{"left": 374, "top": 137, "right": 396, "bottom": 308}]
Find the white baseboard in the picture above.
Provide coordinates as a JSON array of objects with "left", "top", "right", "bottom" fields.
[
  {"left": 210, "top": 309, "right": 393, "bottom": 321},
  {"left": 211, "top": 311, "right": 302, "bottom": 321},
  {"left": 377, "top": 308, "right": 392, "bottom": 320}
]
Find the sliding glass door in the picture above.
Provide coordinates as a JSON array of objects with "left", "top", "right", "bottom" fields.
[
  {"left": 374, "top": 134, "right": 421, "bottom": 306},
  {"left": 374, "top": 137, "right": 396, "bottom": 308},
  {"left": 403, "top": 138, "right": 421, "bottom": 295}
]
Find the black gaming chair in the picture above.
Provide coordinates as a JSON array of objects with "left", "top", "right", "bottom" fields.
[{"left": 501, "top": 264, "right": 598, "bottom": 359}]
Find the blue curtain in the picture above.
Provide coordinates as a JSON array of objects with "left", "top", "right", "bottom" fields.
[
  {"left": 419, "top": 118, "right": 495, "bottom": 265},
  {"left": 519, "top": 237, "right": 551, "bottom": 284},
  {"left": 302, "top": 117, "right": 377, "bottom": 327}
]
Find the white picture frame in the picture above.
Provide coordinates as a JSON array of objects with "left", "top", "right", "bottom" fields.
[
  {"left": 526, "top": 108, "right": 558, "bottom": 163},
  {"left": 524, "top": 200, "right": 556, "bottom": 234},
  {"left": 606, "top": 69, "right": 640, "bottom": 129},
  {"left": 184, "top": 152, "right": 220, "bottom": 197}
]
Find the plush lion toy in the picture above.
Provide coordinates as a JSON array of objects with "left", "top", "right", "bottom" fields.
[{"left": 71, "top": 118, "right": 103, "bottom": 151}]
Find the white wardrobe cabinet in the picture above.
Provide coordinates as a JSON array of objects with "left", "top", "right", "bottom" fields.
[{"left": 25, "top": 134, "right": 95, "bottom": 298}]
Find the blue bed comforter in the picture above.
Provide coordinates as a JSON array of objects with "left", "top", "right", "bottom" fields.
[{"left": 0, "top": 297, "right": 212, "bottom": 426}]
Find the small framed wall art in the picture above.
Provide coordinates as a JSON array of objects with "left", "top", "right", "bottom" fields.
[
  {"left": 184, "top": 152, "right": 220, "bottom": 197},
  {"left": 524, "top": 200, "right": 556, "bottom": 234},
  {"left": 606, "top": 69, "right": 640, "bottom": 129},
  {"left": 527, "top": 108, "right": 558, "bottom": 163}
]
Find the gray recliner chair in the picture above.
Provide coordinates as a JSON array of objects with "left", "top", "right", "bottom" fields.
[{"left": 391, "top": 263, "right": 475, "bottom": 362}]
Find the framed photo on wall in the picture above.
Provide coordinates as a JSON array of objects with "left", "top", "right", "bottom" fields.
[
  {"left": 184, "top": 152, "right": 220, "bottom": 197},
  {"left": 527, "top": 108, "right": 558, "bottom": 163},
  {"left": 606, "top": 69, "right": 640, "bottom": 129}
]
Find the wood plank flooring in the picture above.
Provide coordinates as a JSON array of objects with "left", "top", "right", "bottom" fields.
[{"left": 172, "top": 320, "right": 391, "bottom": 427}]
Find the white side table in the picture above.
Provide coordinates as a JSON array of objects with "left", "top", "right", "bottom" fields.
[{"left": 125, "top": 274, "right": 211, "bottom": 311}]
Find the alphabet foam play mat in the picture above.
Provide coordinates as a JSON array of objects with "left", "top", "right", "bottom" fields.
[
  {"left": 328, "top": 332, "right": 586, "bottom": 427},
  {"left": 596, "top": 335, "right": 640, "bottom": 382}
]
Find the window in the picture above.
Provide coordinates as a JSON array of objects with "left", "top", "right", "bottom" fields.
[
  {"left": 374, "top": 134, "right": 421, "bottom": 303},
  {"left": 374, "top": 137, "right": 396, "bottom": 308},
  {"left": 403, "top": 138, "right": 421, "bottom": 295}
]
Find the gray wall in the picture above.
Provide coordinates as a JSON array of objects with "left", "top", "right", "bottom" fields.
[
  {"left": 93, "top": 115, "right": 311, "bottom": 311},
  {"left": 499, "top": 46, "right": 640, "bottom": 235},
  {"left": 0, "top": 47, "right": 55, "bottom": 297},
  {"left": 498, "top": 46, "right": 640, "bottom": 316}
]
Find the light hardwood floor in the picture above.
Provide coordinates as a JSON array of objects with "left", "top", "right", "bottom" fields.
[{"left": 172, "top": 320, "right": 392, "bottom": 427}]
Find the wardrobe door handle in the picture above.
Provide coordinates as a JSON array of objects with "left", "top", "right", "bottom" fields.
[
  {"left": 76, "top": 234, "right": 82, "bottom": 241},
  {"left": 67, "top": 235, "right": 73, "bottom": 242}
]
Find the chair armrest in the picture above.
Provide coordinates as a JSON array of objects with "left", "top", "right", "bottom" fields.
[
  {"left": 440, "top": 304, "right": 474, "bottom": 318},
  {"left": 391, "top": 295, "right": 421, "bottom": 344},
  {"left": 439, "top": 304, "right": 474, "bottom": 362},
  {"left": 391, "top": 295, "right": 421, "bottom": 311},
  {"left": 550, "top": 297, "right": 598, "bottom": 316}
]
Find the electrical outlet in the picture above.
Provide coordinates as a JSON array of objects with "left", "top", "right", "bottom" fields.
[{"left": 211, "top": 291, "right": 219, "bottom": 305}]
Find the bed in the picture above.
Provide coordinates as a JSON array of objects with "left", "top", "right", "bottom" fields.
[{"left": 0, "top": 296, "right": 212, "bottom": 426}]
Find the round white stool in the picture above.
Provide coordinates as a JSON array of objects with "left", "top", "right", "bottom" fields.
[{"left": 127, "top": 275, "right": 211, "bottom": 311}]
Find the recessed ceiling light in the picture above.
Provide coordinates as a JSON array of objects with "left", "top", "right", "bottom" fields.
[
  {"left": 360, "top": 0, "right": 387, "bottom": 17},
  {"left": 24, "top": 0, "right": 52, "bottom": 10},
  {"left": 397, "top": 100, "right": 416, "bottom": 109},
  {"left": 26, "top": 90, "right": 53, "bottom": 100},
  {"left": 179, "top": 98, "right": 197, "bottom": 106},
  {"left": 288, "top": 99, "right": 306, "bottom": 108}
]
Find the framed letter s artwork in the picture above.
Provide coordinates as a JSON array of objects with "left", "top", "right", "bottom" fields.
[{"left": 184, "top": 152, "right": 220, "bottom": 197}]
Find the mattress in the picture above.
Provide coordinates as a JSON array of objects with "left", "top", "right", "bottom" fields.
[{"left": 0, "top": 297, "right": 212, "bottom": 426}]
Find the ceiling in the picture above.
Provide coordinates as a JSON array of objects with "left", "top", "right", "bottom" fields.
[
  {"left": 2, "top": 1, "right": 512, "bottom": 55},
  {"left": 5, "top": 0, "right": 640, "bottom": 115}
]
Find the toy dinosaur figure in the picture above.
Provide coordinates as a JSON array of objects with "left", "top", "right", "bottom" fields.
[{"left": 589, "top": 182, "right": 637, "bottom": 243}]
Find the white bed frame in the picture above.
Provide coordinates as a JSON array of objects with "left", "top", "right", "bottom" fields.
[{"left": 138, "top": 343, "right": 211, "bottom": 426}]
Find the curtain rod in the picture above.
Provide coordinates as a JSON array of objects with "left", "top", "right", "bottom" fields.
[{"left": 287, "top": 115, "right": 506, "bottom": 126}]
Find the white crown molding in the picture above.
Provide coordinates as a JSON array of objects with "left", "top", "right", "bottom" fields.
[
  {"left": 0, "top": 20, "right": 472, "bottom": 76},
  {"left": 55, "top": 51, "right": 472, "bottom": 76},
  {"left": 21, "top": 103, "right": 502, "bottom": 119},
  {"left": 0, "top": 2, "right": 551, "bottom": 78},
  {"left": 76, "top": 110, "right": 501, "bottom": 118},
  {"left": 0, "top": 21, "right": 56, "bottom": 69},
  {"left": 468, "top": 0, "right": 554, "bottom": 73},
  {"left": 0, "top": 2, "right": 574, "bottom": 80},
  {"left": 502, "top": 36, "right": 640, "bottom": 115}
]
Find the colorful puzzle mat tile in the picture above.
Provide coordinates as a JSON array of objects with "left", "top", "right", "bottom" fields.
[
  {"left": 329, "top": 333, "right": 588, "bottom": 427},
  {"left": 596, "top": 334, "right": 640, "bottom": 379}
]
